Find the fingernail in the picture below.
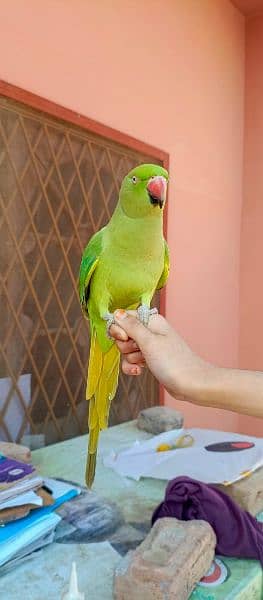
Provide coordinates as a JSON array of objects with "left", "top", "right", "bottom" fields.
[
  {"left": 131, "top": 366, "right": 139, "bottom": 375},
  {"left": 114, "top": 309, "right": 127, "bottom": 320}
]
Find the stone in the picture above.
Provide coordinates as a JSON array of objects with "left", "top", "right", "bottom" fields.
[
  {"left": 216, "top": 467, "right": 263, "bottom": 516},
  {"left": 114, "top": 517, "right": 216, "bottom": 600},
  {"left": 137, "top": 406, "right": 184, "bottom": 434},
  {"left": 56, "top": 483, "right": 124, "bottom": 542}
]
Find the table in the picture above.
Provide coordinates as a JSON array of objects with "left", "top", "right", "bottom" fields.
[{"left": 0, "top": 421, "right": 262, "bottom": 599}]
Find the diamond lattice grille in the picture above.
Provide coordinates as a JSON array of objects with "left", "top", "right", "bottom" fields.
[{"left": 0, "top": 97, "right": 162, "bottom": 446}]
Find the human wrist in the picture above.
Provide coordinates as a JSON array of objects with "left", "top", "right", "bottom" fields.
[{"left": 168, "top": 359, "right": 215, "bottom": 407}]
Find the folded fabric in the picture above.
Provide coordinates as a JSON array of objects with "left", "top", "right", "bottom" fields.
[{"left": 152, "top": 476, "right": 263, "bottom": 565}]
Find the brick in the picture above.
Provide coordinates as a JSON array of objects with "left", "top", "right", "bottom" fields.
[
  {"left": 0, "top": 442, "right": 31, "bottom": 463},
  {"left": 114, "top": 517, "right": 216, "bottom": 600},
  {"left": 137, "top": 406, "right": 184, "bottom": 435},
  {"left": 216, "top": 467, "right": 263, "bottom": 516}
]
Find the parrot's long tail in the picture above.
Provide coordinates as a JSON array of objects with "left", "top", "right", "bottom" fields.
[{"left": 86, "top": 331, "right": 120, "bottom": 488}]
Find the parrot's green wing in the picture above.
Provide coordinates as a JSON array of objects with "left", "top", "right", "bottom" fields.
[
  {"left": 157, "top": 240, "right": 170, "bottom": 290},
  {"left": 78, "top": 227, "right": 105, "bottom": 313}
]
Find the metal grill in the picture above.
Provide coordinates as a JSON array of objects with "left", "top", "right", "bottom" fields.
[{"left": 0, "top": 96, "right": 162, "bottom": 446}]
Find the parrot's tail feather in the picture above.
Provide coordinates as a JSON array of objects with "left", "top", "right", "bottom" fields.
[
  {"left": 86, "top": 413, "right": 100, "bottom": 488},
  {"left": 86, "top": 450, "right": 97, "bottom": 489},
  {"left": 88, "top": 397, "right": 99, "bottom": 434},
  {"left": 86, "top": 331, "right": 102, "bottom": 400},
  {"left": 86, "top": 333, "right": 120, "bottom": 487}
]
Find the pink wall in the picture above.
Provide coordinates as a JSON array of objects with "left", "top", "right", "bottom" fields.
[
  {"left": 0, "top": 0, "right": 245, "bottom": 431},
  {"left": 239, "top": 15, "right": 263, "bottom": 436}
]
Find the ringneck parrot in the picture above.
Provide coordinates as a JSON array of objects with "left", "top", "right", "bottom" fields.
[{"left": 78, "top": 163, "right": 170, "bottom": 487}]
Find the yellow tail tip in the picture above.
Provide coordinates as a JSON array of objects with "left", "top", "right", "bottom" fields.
[{"left": 85, "top": 451, "right": 97, "bottom": 488}]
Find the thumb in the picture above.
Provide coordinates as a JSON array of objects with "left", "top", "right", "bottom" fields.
[{"left": 114, "top": 309, "right": 152, "bottom": 348}]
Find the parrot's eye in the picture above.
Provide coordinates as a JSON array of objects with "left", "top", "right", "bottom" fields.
[{"left": 131, "top": 176, "right": 138, "bottom": 184}]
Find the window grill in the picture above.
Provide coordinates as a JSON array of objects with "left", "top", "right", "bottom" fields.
[{"left": 0, "top": 92, "right": 166, "bottom": 446}]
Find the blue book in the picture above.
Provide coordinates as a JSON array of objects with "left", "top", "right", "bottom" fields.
[
  {"left": 0, "top": 487, "right": 79, "bottom": 544},
  {"left": 0, "top": 513, "right": 60, "bottom": 566},
  {"left": 0, "top": 479, "right": 80, "bottom": 566}
]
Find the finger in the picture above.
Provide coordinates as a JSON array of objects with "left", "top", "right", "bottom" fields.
[
  {"left": 125, "top": 351, "right": 145, "bottom": 365},
  {"left": 122, "top": 358, "right": 142, "bottom": 376},
  {"left": 114, "top": 310, "right": 152, "bottom": 345},
  {"left": 109, "top": 323, "right": 129, "bottom": 341},
  {"left": 116, "top": 339, "right": 139, "bottom": 354}
]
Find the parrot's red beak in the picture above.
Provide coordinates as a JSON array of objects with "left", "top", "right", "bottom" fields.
[{"left": 147, "top": 176, "right": 167, "bottom": 208}]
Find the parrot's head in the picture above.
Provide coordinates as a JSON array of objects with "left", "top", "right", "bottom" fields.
[{"left": 119, "top": 164, "right": 169, "bottom": 218}]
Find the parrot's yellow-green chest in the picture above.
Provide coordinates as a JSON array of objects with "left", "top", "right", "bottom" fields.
[
  {"left": 90, "top": 243, "right": 164, "bottom": 313},
  {"left": 87, "top": 208, "right": 166, "bottom": 319}
]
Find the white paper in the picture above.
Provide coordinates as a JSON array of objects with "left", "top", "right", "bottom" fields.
[
  {"left": 0, "top": 476, "right": 43, "bottom": 503},
  {"left": 103, "top": 428, "right": 263, "bottom": 485},
  {"left": 43, "top": 478, "right": 81, "bottom": 500},
  {"left": 0, "top": 491, "right": 43, "bottom": 510}
]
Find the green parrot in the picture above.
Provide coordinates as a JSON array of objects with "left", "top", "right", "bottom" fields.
[{"left": 78, "top": 163, "right": 170, "bottom": 487}]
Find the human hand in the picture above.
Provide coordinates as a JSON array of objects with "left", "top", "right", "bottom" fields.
[{"left": 110, "top": 310, "right": 204, "bottom": 398}]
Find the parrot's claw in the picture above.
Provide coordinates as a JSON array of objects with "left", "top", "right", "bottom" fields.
[
  {"left": 137, "top": 304, "right": 158, "bottom": 327},
  {"left": 103, "top": 312, "right": 116, "bottom": 338}
]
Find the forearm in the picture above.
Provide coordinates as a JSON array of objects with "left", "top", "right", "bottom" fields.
[
  {"left": 111, "top": 311, "right": 263, "bottom": 419},
  {"left": 180, "top": 363, "right": 263, "bottom": 419}
]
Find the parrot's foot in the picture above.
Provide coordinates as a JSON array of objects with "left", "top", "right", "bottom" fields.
[
  {"left": 137, "top": 304, "right": 158, "bottom": 327},
  {"left": 103, "top": 312, "right": 116, "bottom": 339}
]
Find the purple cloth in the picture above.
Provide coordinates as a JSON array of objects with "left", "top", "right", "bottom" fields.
[{"left": 152, "top": 476, "right": 263, "bottom": 565}]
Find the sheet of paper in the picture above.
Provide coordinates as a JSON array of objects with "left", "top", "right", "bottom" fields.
[
  {"left": 0, "top": 490, "right": 43, "bottom": 510},
  {"left": 103, "top": 428, "right": 263, "bottom": 484},
  {"left": 43, "top": 478, "right": 81, "bottom": 500},
  {"left": 0, "top": 476, "right": 43, "bottom": 503}
]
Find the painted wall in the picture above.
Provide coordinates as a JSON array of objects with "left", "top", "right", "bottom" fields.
[
  {"left": 0, "top": 0, "right": 245, "bottom": 431},
  {"left": 239, "top": 15, "right": 263, "bottom": 436}
]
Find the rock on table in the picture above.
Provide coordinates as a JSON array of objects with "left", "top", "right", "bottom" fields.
[{"left": 137, "top": 406, "right": 184, "bottom": 435}]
